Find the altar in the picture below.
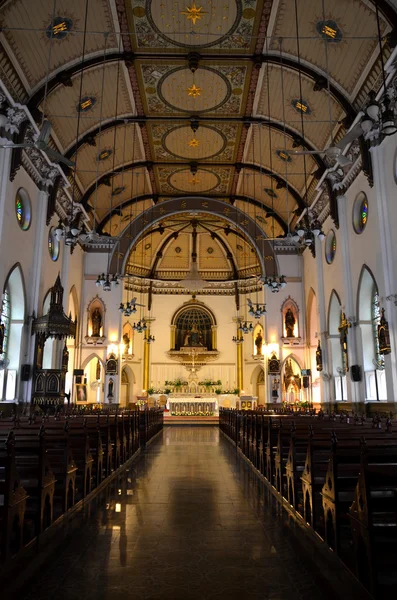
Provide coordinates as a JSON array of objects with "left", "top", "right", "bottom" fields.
[{"left": 167, "top": 397, "right": 217, "bottom": 414}]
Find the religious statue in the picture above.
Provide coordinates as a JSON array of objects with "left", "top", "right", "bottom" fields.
[
  {"left": 285, "top": 308, "right": 296, "bottom": 337},
  {"left": 378, "top": 308, "right": 391, "bottom": 355},
  {"left": 96, "top": 359, "right": 101, "bottom": 381},
  {"left": 338, "top": 312, "right": 351, "bottom": 372},
  {"left": 183, "top": 323, "right": 202, "bottom": 346},
  {"left": 316, "top": 340, "right": 323, "bottom": 372},
  {"left": 255, "top": 330, "right": 263, "bottom": 356},
  {"left": 91, "top": 308, "right": 102, "bottom": 337},
  {"left": 0, "top": 320, "right": 4, "bottom": 355},
  {"left": 61, "top": 342, "right": 69, "bottom": 372},
  {"left": 108, "top": 378, "right": 114, "bottom": 399},
  {"left": 123, "top": 332, "right": 130, "bottom": 354}
]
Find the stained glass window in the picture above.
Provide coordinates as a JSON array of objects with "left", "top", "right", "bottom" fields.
[
  {"left": 0, "top": 288, "right": 10, "bottom": 361},
  {"left": 353, "top": 192, "right": 368, "bottom": 234},
  {"left": 325, "top": 230, "right": 336, "bottom": 264},
  {"left": 372, "top": 289, "right": 384, "bottom": 369},
  {"left": 15, "top": 188, "right": 31, "bottom": 231},
  {"left": 48, "top": 227, "right": 60, "bottom": 261}
]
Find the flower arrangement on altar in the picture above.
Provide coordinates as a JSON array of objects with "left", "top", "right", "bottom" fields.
[
  {"left": 136, "top": 399, "right": 147, "bottom": 407},
  {"left": 198, "top": 379, "right": 222, "bottom": 387},
  {"left": 171, "top": 411, "right": 214, "bottom": 417}
]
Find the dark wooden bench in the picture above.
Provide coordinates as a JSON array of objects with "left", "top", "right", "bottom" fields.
[{"left": 0, "top": 432, "right": 28, "bottom": 563}]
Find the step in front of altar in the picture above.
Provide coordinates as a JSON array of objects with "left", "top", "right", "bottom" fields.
[{"left": 164, "top": 413, "right": 219, "bottom": 426}]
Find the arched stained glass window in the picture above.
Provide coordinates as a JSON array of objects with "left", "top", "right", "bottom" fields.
[{"left": 0, "top": 288, "right": 10, "bottom": 360}]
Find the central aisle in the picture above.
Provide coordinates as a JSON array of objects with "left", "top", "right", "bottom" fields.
[{"left": 21, "top": 427, "right": 328, "bottom": 600}]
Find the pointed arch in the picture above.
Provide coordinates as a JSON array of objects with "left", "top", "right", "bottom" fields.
[
  {"left": 82, "top": 353, "right": 105, "bottom": 370},
  {"left": 357, "top": 265, "right": 378, "bottom": 322},
  {"left": 1, "top": 263, "right": 26, "bottom": 400},
  {"left": 328, "top": 290, "right": 342, "bottom": 336},
  {"left": 306, "top": 288, "right": 318, "bottom": 344},
  {"left": 68, "top": 285, "right": 79, "bottom": 321}
]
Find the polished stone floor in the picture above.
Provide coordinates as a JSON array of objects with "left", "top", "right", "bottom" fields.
[{"left": 19, "top": 427, "right": 333, "bottom": 600}]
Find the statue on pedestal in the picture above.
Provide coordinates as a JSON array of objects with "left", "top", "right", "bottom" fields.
[
  {"left": 91, "top": 308, "right": 102, "bottom": 337},
  {"left": 255, "top": 330, "right": 263, "bottom": 355},
  {"left": 184, "top": 322, "right": 203, "bottom": 347},
  {"left": 285, "top": 309, "right": 296, "bottom": 337}
]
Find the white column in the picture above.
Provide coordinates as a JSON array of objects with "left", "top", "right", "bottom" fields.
[
  {"left": 370, "top": 143, "right": 397, "bottom": 401},
  {"left": 23, "top": 188, "right": 49, "bottom": 403},
  {"left": 336, "top": 194, "right": 362, "bottom": 404},
  {"left": 0, "top": 141, "right": 12, "bottom": 288},
  {"left": 314, "top": 236, "right": 331, "bottom": 404}
]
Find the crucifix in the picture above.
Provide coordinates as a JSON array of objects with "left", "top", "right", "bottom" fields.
[{"left": 338, "top": 312, "right": 351, "bottom": 372}]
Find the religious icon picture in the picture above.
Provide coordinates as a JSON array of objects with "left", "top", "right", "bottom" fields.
[{"left": 76, "top": 383, "right": 87, "bottom": 403}]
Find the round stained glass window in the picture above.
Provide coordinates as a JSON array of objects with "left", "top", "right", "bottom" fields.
[
  {"left": 352, "top": 192, "right": 368, "bottom": 234},
  {"left": 48, "top": 227, "right": 60, "bottom": 261},
  {"left": 15, "top": 188, "right": 31, "bottom": 231},
  {"left": 325, "top": 230, "right": 336, "bottom": 264}
]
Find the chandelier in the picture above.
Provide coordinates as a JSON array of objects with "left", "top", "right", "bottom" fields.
[
  {"left": 55, "top": 219, "right": 91, "bottom": 247},
  {"left": 179, "top": 220, "right": 207, "bottom": 292},
  {"left": 247, "top": 299, "right": 266, "bottom": 318},
  {"left": 232, "top": 335, "right": 244, "bottom": 344},
  {"left": 261, "top": 275, "right": 287, "bottom": 293},
  {"left": 133, "top": 319, "right": 147, "bottom": 333},
  {"left": 95, "top": 272, "right": 120, "bottom": 291},
  {"left": 292, "top": 219, "right": 325, "bottom": 246}
]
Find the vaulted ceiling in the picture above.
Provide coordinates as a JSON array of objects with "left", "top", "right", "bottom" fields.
[{"left": 0, "top": 0, "right": 395, "bottom": 279}]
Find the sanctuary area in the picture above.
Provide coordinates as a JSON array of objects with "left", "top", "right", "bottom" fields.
[{"left": 1, "top": 1, "right": 397, "bottom": 599}]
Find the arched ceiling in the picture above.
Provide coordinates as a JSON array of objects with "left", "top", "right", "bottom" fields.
[{"left": 0, "top": 0, "right": 394, "bottom": 276}]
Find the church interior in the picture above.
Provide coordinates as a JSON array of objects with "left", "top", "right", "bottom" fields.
[{"left": 1, "top": 0, "right": 397, "bottom": 598}]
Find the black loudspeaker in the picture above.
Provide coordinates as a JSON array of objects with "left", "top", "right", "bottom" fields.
[
  {"left": 73, "top": 369, "right": 84, "bottom": 376},
  {"left": 21, "top": 364, "right": 31, "bottom": 381},
  {"left": 302, "top": 376, "right": 310, "bottom": 389},
  {"left": 350, "top": 365, "right": 362, "bottom": 382}
]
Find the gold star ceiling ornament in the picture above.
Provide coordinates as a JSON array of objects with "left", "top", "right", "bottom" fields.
[
  {"left": 188, "top": 137, "right": 200, "bottom": 148},
  {"left": 187, "top": 83, "right": 202, "bottom": 97},
  {"left": 180, "top": 3, "right": 208, "bottom": 26}
]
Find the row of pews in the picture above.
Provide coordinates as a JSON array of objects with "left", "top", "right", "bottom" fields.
[
  {"left": 219, "top": 408, "right": 397, "bottom": 599},
  {"left": 0, "top": 408, "right": 163, "bottom": 567}
]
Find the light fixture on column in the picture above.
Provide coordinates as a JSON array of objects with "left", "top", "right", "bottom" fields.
[
  {"left": 238, "top": 321, "right": 253, "bottom": 334},
  {"left": 95, "top": 272, "right": 120, "bottom": 291},
  {"left": 232, "top": 335, "right": 243, "bottom": 344},
  {"left": 144, "top": 333, "right": 155, "bottom": 344}
]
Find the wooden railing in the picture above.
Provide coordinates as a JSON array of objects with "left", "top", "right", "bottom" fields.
[{"left": 219, "top": 408, "right": 397, "bottom": 599}]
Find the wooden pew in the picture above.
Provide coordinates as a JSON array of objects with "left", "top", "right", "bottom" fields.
[
  {"left": 0, "top": 432, "right": 28, "bottom": 563},
  {"left": 349, "top": 445, "right": 397, "bottom": 597}
]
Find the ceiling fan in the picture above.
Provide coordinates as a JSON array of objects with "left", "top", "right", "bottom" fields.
[
  {"left": 0, "top": 119, "right": 75, "bottom": 167},
  {"left": 287, "top": 121, "right": 364, "bottom": 167}
]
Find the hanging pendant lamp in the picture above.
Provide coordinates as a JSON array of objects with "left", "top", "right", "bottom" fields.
[{"left": 180, "top": 220, "right": 207, "bottom": 292}]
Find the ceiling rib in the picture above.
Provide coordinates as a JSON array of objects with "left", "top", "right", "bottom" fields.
[{"left": 96, "top": 193, "right": 289, "bottom": 235}]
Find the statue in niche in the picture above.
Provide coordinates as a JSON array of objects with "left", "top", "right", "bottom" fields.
[
  {"left": 108, "top": 378, "right": 114, "bottom": 399},
  {"left": 255, "top": 330, "right": 263, "bottom": 355},
  {"left": 62, "top": 342, "right": 69, "bottom": 372},
  {"left": 123, "top": 332, "right": 130, "bottom": 354},
  {"left": 184, "top": 322, "right": 203, "bottom": 347},
  {"left": 96, "top": 359, "right": 101, "bottom": 381},
  {"left": 285, "top": 308, "right": 296, "bottom": 337},
  {"left": 316, "top": 340, "right": 323, "bottom": 372},
  {"left": 338, "top": 312, "right": 351, "bottom": 372},
  {"left": 91, "top": 308, "right": 102, "bottom": 337}
]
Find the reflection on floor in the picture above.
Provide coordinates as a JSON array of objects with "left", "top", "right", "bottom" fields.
[{"left": 20, "top": 427, "right": 329, "bottom": 600}]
